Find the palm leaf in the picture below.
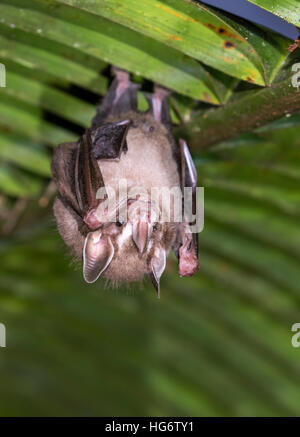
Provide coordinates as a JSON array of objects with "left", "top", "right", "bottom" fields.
[
  {"left": 0, "top": 0, "right": 300, "bottom": 417},
  {"left": 246, "top": 0, "right": 300, "bottom": 27}
]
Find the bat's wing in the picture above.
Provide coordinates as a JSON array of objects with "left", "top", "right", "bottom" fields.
[
  {"left": 175, "top": 139, "right": 199, "bottom": 277},
  {"left": 91, "top": 119, "right": 131, "bottom": 161},
  {"left": 92, "top": 68, "right": 139, "bottom": 127},
  {"left": 75, "top": 130, "right": 108, "bottom": 228},
  {"left": 52, "top": 131, "right": 106, "bottom": 231},
  {"left": 51, "top": 142, "right": 81, "bottom": 217}
]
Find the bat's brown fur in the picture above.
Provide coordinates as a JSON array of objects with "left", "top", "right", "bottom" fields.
[
  {"left": 54, "top": 113, "right": 180, "bottom": 283},
  {"left": 102, "top": 112, "right": 180, "bottom": 192},
  {"left": 52, "top": 68, "right": 199, "bottom": 293}
]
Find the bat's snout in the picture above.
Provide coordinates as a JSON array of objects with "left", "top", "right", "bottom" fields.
[{"left": 129, "top": 199, "right": 158, "bottom": 254}]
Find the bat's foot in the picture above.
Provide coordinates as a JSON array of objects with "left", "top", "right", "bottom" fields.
[
  {"left": 111, "top": 66, "right": 130, "bottom": 81},
  {"left": 92, "top": 67, "right": 139, "bottom": 127},
  {"left": 144, "top": 85, "right": 171, "bottom": 126},
  {"left": 111, "top": 67, "right": 131, "bottom": 104},
  {"left": 154, "top": 85, "right": 170, "bottom": 99}
]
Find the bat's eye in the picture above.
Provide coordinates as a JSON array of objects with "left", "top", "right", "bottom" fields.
[
  {"left": 116, "top": 220, "right": 124, "bottom": 227},
  {"left": 152, "top": 224, "right": 158, "bottom": 232}
]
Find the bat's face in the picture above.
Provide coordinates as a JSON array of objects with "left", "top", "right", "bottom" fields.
[
  {"left": 52, "top": 68, "right": 199, "bottom": 296},
  {"left": 83, "top": 198, "right": 178, "bottom": 284},
  {"left": 54, "top": 194, "right": 178, "bottom": 287}
]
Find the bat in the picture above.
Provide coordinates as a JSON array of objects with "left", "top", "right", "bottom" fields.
[{"left": 51, "top": 68, "right": 199, "bottom": 296}]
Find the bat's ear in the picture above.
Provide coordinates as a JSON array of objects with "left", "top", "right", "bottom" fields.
[
  {"left": 83, "top": 231, "right": 114, "bottom": 283},
  {"left": 149, "top": 247, "right": 166, "bottom": 298}
]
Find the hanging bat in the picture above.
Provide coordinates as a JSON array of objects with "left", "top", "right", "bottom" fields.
[{"left": 51, "top": 68, "right": 199, "bottom": 296}]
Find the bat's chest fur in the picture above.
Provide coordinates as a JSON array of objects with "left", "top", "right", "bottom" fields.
[
  {"left": 100, "top": 113, "right": 180, "bottom": 194},
  {"left": 97, "top": 113, "right": 180, "bottom": 283}
]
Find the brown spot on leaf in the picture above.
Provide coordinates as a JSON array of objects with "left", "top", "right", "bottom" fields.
[
  {"left": 203, "top": 92, "right": 213, "bottom": 103},
  {"left": 204, "top": 23, "right": 244, "bottom": 42},
  {"left": 155, "top": 4, "right": 198, "bottom": 23},
  {"left": 224, "top": 41, "right": 234, "bottom": 49},
  {"left": 170, "top": 34, "right": 182, "bottom": 41}
]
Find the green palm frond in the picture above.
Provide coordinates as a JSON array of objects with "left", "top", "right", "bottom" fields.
[{"left": 0, "top": 0, "right": 300, "bottom": 417}]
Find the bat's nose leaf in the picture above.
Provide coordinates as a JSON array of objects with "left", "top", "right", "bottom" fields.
[
  {"left": 149, "top": 248, "right": 166, "bottom": 298},
  {"left": 83, "top": 231, "right": 114, "bottom": 283},
  {"left": 132, "top": 221, "right": 151, "bottom": 253}
]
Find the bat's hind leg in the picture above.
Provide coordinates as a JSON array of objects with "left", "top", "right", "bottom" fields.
[
  {"left": 91, "top": 68, "right": 139, "bottom": 161},
  {"left": 145, "top": 85, "right": 172, "bottom": 128},
  {"left": 92, "top": 68, "right": 139, "bottom": 127}
]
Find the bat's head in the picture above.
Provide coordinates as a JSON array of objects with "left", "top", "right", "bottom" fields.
[
  {"left": 54, "top": 189, "right": 194, "bottom": 294},
  {"left": 82, "top": 197, "right": 178, "bottom": 291}
]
